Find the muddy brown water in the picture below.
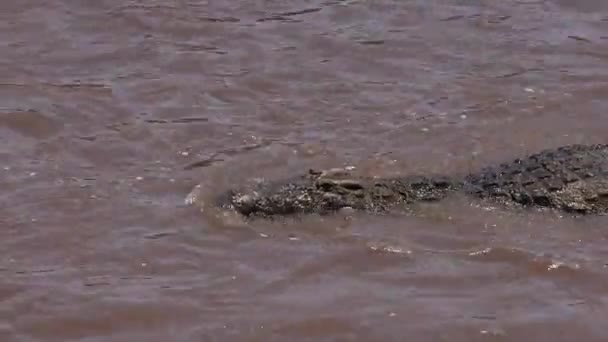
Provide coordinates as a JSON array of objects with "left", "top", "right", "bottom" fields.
[{"left": 2, "top": 0, "right": 608, "bottom": 341}]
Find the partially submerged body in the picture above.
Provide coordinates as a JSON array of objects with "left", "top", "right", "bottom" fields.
[
  {"left": 212, "top": 144, "right": 608, "bottom": 217},
  {"left": 219, "top": 169, "right": 459, "bottom": 216},
  {"left": 464, "top": 144, "right": 608, "bottom": 214}
]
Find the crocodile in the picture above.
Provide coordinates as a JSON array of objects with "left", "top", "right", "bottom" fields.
[{"left": 211, "top": 144, "right": 608, "bottom": 217}]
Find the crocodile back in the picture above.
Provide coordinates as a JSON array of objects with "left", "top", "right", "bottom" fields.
[{"left": 464, "top": 144, "right": 608, "bottom": 212}]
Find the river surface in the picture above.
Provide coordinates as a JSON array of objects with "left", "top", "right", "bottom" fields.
[{"left": 2, "top": 1, "right": 608, "bottom": 341}]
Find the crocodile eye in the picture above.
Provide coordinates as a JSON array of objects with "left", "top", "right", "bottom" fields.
[
  {"left": 338, "top": 180, "right": 364, "bottom": 191},
  {"left": 315, "top": 178, "right": 337, "bottom": 191}
]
